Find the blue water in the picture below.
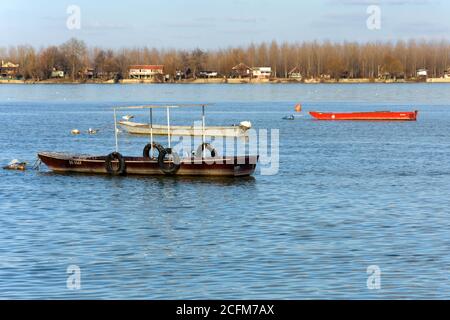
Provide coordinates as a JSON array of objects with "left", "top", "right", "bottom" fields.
[{"left": 1, "top": 84, "right": 449, "bottom": 299}]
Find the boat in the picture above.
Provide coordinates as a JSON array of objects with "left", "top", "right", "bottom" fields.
[
  {"left": 118, "top": 120, "right": 252, "bottom": 137},
  {"left": 309, "top": 110, "right": 418, "bottom": 121},
  {"left": 37, "top": 152, "right": 258, "bottom": 177},
  {"left": 37, "top": 105, "right": 258, "bottom": 177}
]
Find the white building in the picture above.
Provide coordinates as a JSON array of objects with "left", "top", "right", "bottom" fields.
[
  {"left": 288, "top": 67, "right": 302, "bottom": 79},
  {"left": 129, "top": 65, "right": 164, "bottom": 79},
  {"left": 252, "top": 67, "right": 272, "bottom": 79},
  {"left": 416, "top": 69, "right": 428, "bottom": 77},
  {"left": 51, "top": 69, "right": 65, "bottom": 78},
  {"left": 198, "top": 71, "right": 219, "bottom": 78},
  {"left": 0, "top": 60, "right": 20, "bottom": 79},
  {"left": 444, "top": 68, "right": 450, "bottom": 79}
]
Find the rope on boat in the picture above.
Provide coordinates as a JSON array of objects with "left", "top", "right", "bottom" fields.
[{"left": 32, "top": 158, "right": 42, "bottom": 171}]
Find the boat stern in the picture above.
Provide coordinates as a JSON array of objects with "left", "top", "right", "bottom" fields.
[{"left": 232, "top": 155, "right": 259, "bottom": 176}]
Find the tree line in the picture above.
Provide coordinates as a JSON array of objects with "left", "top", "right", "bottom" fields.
[{"left": 1, "top": 38, "right": 450, "bottom": 80}]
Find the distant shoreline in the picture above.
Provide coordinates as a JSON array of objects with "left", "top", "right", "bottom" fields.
[{"left": 1, "top": 78, "right": 450, "bottom": 85}]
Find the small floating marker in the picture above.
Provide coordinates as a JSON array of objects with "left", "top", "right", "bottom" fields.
[
  {"left": 295, "top": 103, "right": 302, "bottom": 112},
  {"left": 71, "top": 129, "right": 81, "bottom": 135},
  {"left": 282, "top": 115, "right": 295, "bottom": 120},
  {"left": 87, "top": 128, "right": 99, "bottom": 134},
  {"left": 3, "top": 159, "right": 27, "bottom": 171}
]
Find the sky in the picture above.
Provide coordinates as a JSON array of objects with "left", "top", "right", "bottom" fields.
[{"left": 1, "top": 0, "right": 449, "bottom": 49}]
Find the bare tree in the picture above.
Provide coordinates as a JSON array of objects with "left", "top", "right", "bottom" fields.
[
  {"left": 190, "top": 48, "right": 207, "bottom": 77},
  {"left": 60, "top": 38, "right": 87, "bottom": 81},
  {"left": 2, "top": 39, "right": 450, "bottom": 82}
]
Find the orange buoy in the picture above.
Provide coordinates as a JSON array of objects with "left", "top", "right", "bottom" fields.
[{"left": 295, "top": 103, "right": 302, "bottom": 112}]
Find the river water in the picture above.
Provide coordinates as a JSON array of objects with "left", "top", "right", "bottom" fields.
[{"left": 0, "top": 83, "right": 449, "bottom": 299}]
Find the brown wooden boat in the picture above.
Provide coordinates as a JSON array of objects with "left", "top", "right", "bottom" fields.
[{"left": 37, "top": 152, "right": 258, "bottom": 177}]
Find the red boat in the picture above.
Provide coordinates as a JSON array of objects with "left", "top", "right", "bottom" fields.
[{"left": 309, "top": 110, "right": 418, "bottom": 121}]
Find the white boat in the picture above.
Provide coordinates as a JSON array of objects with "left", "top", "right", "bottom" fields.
[{"left": 118, "top": 120, "right": 252, "bottom": 137}]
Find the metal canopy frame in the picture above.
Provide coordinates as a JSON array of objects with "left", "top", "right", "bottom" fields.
[
  {"left": 113, "top": 104, "right": 210, "bottom": 157},
  {"left": 113, "top": 104, "right": 211, "bottom": 110}
]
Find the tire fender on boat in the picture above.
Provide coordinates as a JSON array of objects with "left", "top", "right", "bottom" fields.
[
  {"left": 105, "top": 152, "right": 126, "bottom": 175},
  {"left": 158, "top": 148, "right": 181, "bottom": 175},
  {"left": 195, "top": 143, "right": 217, "bottom": 158},
  {"left": 143, "top": 142, "right": 164, "bottom": 159}
]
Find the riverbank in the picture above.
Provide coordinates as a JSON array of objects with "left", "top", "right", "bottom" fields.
[{"left": 2, "top": 77, "right": 450, "bottom": 84}]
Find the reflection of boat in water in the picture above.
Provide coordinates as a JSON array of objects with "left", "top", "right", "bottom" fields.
[
  {"left": 38, "top": 104, "right": 258, "bottom": 177},
  {"left": 309, "top": 110, "right": 418, "bottom": 121},
  {"left": 118, "top": 120, "right": 252, "bottom": 137}
]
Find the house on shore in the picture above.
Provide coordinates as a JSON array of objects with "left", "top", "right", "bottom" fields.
[
  {"left": 175, "top": 70, "right": 183, "bottom": 80},
  {"left": 197, "top": 70, "right": 219, "bottom": 78},
  {"left": 251, "top": 67, "right": 272, "bottom": 79},
  {"left": 175, "top": 68, "right": 193, "bottom": 80},
  {"left": 0, "top": 60, "right": 20, "bottom": 79},
  {"left": 51, "top": 68, "right": 65, "bottom": 78},
  {"left": 417, "top": 69, "right": 428, "bottom": 78},
  {"left": 128, "top": 65, "right": 164, "bottom": 80},
  {"left": 82, "top": 67, "right": 95, "bottom": 79},
  {"left": 378, "top": 71, "right": 405, "bottom": 81},
  {"left": 288, "top": 67, "right": 302, "bottom": 79},
  {"left": 231, "top": 63, "right": 252, "bottom": 78},
  {"left": 96, "top": 70, "right": 121, "bottom": 81},
  {"left": 444, "top": 68, "right": 450, "bottom": 79}
]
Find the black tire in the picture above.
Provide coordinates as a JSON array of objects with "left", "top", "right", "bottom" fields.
[
  {"left": 195, "top": 143, "right": 217, "bottom": 158},
  {"left": 105, "top": 152, "right": 126, "bottom": 175},
  {"left": 143, "top": 142, "right": 164, "bottom": 158},
  {"left": 158, "top": 148, "right": 181, "bottom": 175}
]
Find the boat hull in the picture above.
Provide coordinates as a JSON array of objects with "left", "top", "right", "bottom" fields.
[
  {"left": 37, "top": 152, "right": 258, "bottom": 177},
  {"left": 119, "top": 121, "right": 250, "bottom": 137},
  {"left": 309, "top": 111, "right": 418, "bottom": 121}
]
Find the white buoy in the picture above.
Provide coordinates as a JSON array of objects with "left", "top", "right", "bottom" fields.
[{"left": 88, "top": 128, "right": 99, "bottom": 134}]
